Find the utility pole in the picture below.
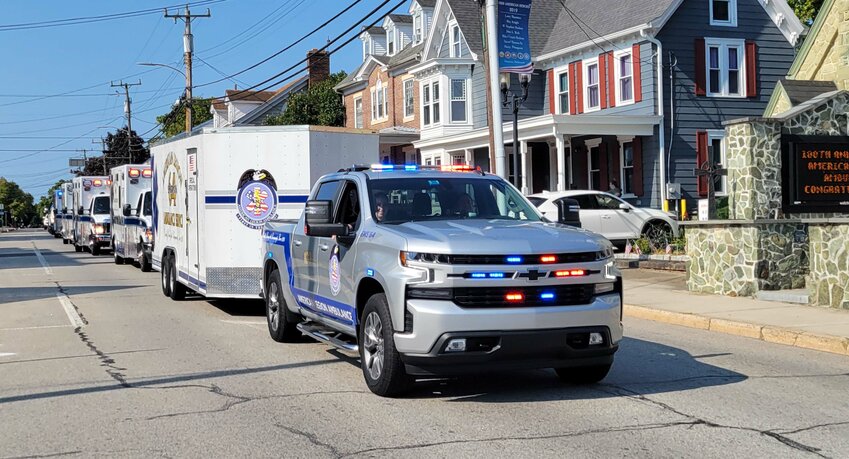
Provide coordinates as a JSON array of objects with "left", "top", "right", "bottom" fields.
[
  {"left": 111, "top": 80, "right": 142, "bottom": 135},
  {"left": 481, "top": 0, "right": 506, "bottom": 179},
  {"left": 165, "top": 5, "right": 210, "bottom": 134}
]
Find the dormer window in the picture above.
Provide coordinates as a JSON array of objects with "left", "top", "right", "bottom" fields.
[
  {"left": 413, "top": 13, "right": 423, "bottom": 44},
  {"left": 387, "top": 29, "right": 396, "bottom": 56},
  {"left": 710, "top": 0, "right": 737, "bottom": 27},
  {"left": 362, "top": 37, "right": 371, "bottom": 60},
  {"left": 450, "top": 24, "right": 462, "bottom": 58}
]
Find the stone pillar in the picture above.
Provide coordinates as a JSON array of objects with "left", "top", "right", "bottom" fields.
[
  {"left": 556, "top": 135, "right": 566, "bottom": 191},
  {"left": 723, "top": 118, "right": 782, "bottom": 220}
]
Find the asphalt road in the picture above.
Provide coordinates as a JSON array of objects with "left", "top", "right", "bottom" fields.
[{"left": 2, "top": 230, "right": 848, "bottom": 458}]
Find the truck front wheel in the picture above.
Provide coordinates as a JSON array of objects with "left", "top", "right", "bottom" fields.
[
  {"left": 359, "top": 293, "right": 412, "bottom": 397},
  {"left": 554, "top": 363, "right": 613, "bottom": 385},
  {"left": 265, "top": 269, "right": 300, "bottom": 343}
]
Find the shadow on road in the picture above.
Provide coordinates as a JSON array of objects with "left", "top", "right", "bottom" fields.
[
  {"left": 0, "top": 285, "right": 147, "bottom": 305},
  {"left": 207, "top": 298, "right": 266, "bottom": 317}
]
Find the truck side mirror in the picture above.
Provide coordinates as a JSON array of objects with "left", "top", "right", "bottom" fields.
[
  {"left": 304, "top": 200, "right": 346, "bottom": 237},
  {"left": 78, "top": 206, "right": 85, "bottom": 215},
  {"left": 556, "top": 198, "right": 582, "bottom": 228},
  {"left": 122, "top": 204, "right": 132, "bottom": 217}
]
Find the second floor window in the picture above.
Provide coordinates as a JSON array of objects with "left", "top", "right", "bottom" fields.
[
  {"left": 707, "top": 39, "right": 745, "bottom": 97},
  {"left": 586, "top": 61, "right": 600, "bottom": 110},
  {"left": 413, "top": 14, "right": 423, "bottom": 44},
  {"left": 621, "top": 141, "right": 634, "bottom": 195},
  {"left": 451, "top": 25, "right": 461, "bottom": 57},
  {"left": 617, "top": 52, "right": 634, "bottom": 103},
  {"left": 710, "top": 0, "right": 737, "bottom": 27},
  {"left": 387, "top": 30, "right": 396, "bottom": 55},
  {"left": 558, "top": 71, "right": 569, "bottom": 114},
  {"left": 371, "top": 85, "right": 387, "bottom": 121},
  {"left": 422, "top": 81, "right": 440, "bottom": 126},
  {"left": 450, "top": 79, "right": 467, "bottom": 123},
  {"left": 404, "top": 80, "right": 414, "bottom": 118},
  {"left": 354, "top": 97, "right": 363, "bottom": 129}
]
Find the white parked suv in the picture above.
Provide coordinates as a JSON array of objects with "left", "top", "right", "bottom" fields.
[{"left": 528, "top": 190, "right": 679, "bottom": 246}]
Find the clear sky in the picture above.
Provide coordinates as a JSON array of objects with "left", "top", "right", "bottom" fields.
[{"left": 0, "top": 0, "right": 403, "bottom": 198}]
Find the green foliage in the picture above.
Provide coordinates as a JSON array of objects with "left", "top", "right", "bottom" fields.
[
  {"left": 265, "top": 72, "right": 347, "bottom": 127},
  {"left": 79, "top": 127, "right": 150, "bottom": 176},
  {"left": 787, "top": 0, "right": 825, "bottom": 23},
  {"left": 716, "top": 196, "right": 729, "bottom": 220},
  {"left": 0, "top": 177, "right": 36, "bottom": 226},
  {"left": 155, "top": 98, "right": 213, "bottom": 138}
]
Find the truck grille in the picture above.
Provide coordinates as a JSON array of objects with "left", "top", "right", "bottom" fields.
[
  {"left": 428, "top": 252, "right": 603, "bottom": 265},
  {"left": 407, "top": 285, "right": 596, "bottom": 308}
]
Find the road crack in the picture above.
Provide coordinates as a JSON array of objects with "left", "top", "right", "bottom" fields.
[
  {"left": 276, "top": 424, "right": 343, "bottom": 457},
  {"left": 73, "top": 329, "right": 129, "bottom": 387}
]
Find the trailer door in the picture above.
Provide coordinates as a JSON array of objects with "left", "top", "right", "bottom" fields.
[{"left": 186, "top": 149, "right": 201, "bottom": 289}]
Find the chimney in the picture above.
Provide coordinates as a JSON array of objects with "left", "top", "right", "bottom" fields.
[{"left": 307, "top": 48, "right": 330, "bottom": 89}]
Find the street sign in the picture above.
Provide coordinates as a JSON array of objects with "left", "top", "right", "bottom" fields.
[
  {"left": 498, "top": 0, "right": 533, "bottom": 74},
  {"left": 69, "top": 158, "right": 86, "bottom": 167}
]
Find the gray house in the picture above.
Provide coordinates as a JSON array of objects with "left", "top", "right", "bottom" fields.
[{"left": 411, "top": 0, "right": 804, "bottom": 209}]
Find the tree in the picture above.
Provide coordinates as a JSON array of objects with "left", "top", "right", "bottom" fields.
[
  {"left": 787, "top": 0, "right": 825, "bottom": 23},
  {"left": 0, "top": 177, "right": 36, "bottom": 226},
  {"left": 265, "top": 72, "right": 347, "bottom": 127},
  {"left": 156, "top": 98, "right": 213, "bottom": 138},
  {"left": 79, "top": 127, "right": 150, "bottom": 176},
  {"left": 36, "top": 179, "right": 69, "bottom": 218}
]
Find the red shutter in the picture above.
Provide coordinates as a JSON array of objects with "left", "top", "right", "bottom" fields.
[
  {"left": 607, "top": 52, "right": 616, "bottom": 108},
  {"left": 598, "top": 142, "right": 609, "bottom": 191},
  {"left": 599, "top": 53, "right": 608, "bottom": 110},
  {"left": 632, "top": 137, "right": 643, "bottom": 196},
  {"left": 695, "top": 38, "right": 706, "bottom": 96},
  {"left": 568, "top": 62, "right": 577, "bottom": 115},
  {"left": 548, "top": 69, "right": 556, "bottom": 114},
  {"left": 745, "top": 41, "right": 757, "bottom": 98},
  {"left": 576, "top": 61, "right": 584, "bottom": 114},
  {"left": 632, "top": 44, "right": 642, "bottom": 103},
  {"left": 696, "top": 131, "right": 708, "bottom": 197}
]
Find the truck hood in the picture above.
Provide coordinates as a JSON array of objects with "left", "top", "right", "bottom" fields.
[{"left": 386, "top": 219, "right": 611, "bottom": 254}]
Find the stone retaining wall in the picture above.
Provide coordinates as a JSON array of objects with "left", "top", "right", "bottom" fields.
[{"left": 809, "top": 225, "right": 849, "bottom": 309}]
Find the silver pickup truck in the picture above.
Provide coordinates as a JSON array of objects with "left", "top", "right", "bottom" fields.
[{"left": 262, "top": 165, "right": 622, "bottom": 396}]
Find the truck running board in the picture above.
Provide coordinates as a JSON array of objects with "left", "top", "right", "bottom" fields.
[{"left": 297, "top": 322, "right": 359, "bottom": 355}]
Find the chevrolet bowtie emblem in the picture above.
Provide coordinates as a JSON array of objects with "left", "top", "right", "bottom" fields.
[{"left": 518, "top": 269, "right": 545, "bottom": 281}]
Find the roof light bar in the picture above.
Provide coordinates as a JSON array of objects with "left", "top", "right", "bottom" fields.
[
  {"left": 368, "top": 164, "right": 481, "bottom": 172},
  {"left": 92, "top": 179, "right": 103, "bottom": 187},
  {"left": 128, "top": 168, "right": 141, "bottom": 178},
  {"left": 506, "top": 256, "right": 523, "bottom": 264},
  {"left": 540, "top": 292, "right": 556, "bottom": 300},
  {"left": 142, "top": 169, "right": 152, "bottom": 178}
]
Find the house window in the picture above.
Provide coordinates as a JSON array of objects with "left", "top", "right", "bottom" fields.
[
  {"left": 706, "top": 39, "right": 745, "bottom": 97},
  {"left": 557, "top": 71, "right": 569, "bottom": 114},
  {"left": 370, "top": 88, "right": 377, "bottom": 121},
  {"left": 425, "top": 158, "right": 432, "bottom": 166},
  {"left": 354, "top": 97, "right": 363, "bottom": 129},
  {"left": 452, "top": 154, "right": 465, "bottom": 165},
  {"left": 387, "top": 29, "right": 396, "bottom": 55},
  {"left": 371, "top": 82, "right": 387, "bottom": 122},
  {"left": 585, "top": 60, "right": 600, "bottom": 111},
  {"left": 707, "top": 130, "right": 727, "bottom": 195},
  {"left": 422, "top": 81, "right": 440, "bottom": 126},
  {"left": 404, "top": 79, "right": 414, "bottom": 118},
  {"left": 451, "top": 25, "right": 462, "bottom": 57},
  {"left": 616, "top": 52, "right": 634, "bottom": 104},
  {"left": 710, "top": 0, "right": 737, "bottom": 27},
  {"left": 621, "top": 141, "right": 634, "bottom": 195},
  {"left": 413, "top": 13, "right": 423, "bottom": 44},
  {"left": 450, "top": 79, "right": 467, "bottom": 123},
  {"left": 588, "top": 146, "right": 601, "bottom": 189}
]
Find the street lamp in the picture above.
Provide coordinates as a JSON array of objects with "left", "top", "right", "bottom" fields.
[
  {"left": 501, "top": 72, "right": 531, "bottom": 190},
  {"left": 139, "top": 62, "right": 191, "bottom": 134}
]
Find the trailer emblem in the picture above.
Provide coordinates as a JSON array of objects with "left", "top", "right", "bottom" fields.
[
  {"left": 329, "top": 244, "right": 341, "bottom": 296},
  {"left": 236, "top": 169, "right": 278, "bottom": 230}
]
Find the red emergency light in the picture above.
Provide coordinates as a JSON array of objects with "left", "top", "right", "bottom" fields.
[
  {"left": 129, "top": 169, "right": 141, "bottom": 178},
  {"left": 142, "top": 169, "right": 152, "bottom": 178},
  {"left": 505, "top": 292, "right": 524, "bottom": 302}
]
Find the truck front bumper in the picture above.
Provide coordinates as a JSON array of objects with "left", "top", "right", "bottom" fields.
[
  {"left": 394, "top": 292, "right": 622, "bottom": 374},
  {"left": 91, "top": 234, "right": 111, "bottom": 247}
]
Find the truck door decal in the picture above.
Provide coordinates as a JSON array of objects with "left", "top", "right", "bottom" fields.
[{"left": 329, "top": 244, "right": 341, "bottom": 296}]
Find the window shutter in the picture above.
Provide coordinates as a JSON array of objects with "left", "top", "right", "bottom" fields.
[
  {"left": 745, "top": 41, "right": 757, "bottom": 98},
  {"left": 632, "top": 137, "right": 643, "bottom": 196},
  {"left": 632, "top": 44, "right": 642, "bottom": 103},
  {"left": 548, "top": 69, "right": 556, "bottom": 114},
  {"left": 696, "top": 131, "right": 708, "bottom": 197},
  {"left": 599, "top": 142, "right": 609, "bottom": 191},
  {"left": 607, "top": 52, "right": 616, "bottom": 108},
  {"left": 568, "top": 62, "right": 577, "bottom": 115},
  {"left": 599, "top": 53, "right": 608, "bottom": 110},
  {"left": 695, "top": 38, "right": 706, "bottom": 97},
  {"left": 576, "top": 61, "right": 584, "bottom": 114}
]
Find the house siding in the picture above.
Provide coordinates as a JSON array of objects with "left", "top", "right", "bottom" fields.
[
  {"left": 657, "top": 0, "right": 796, "bottom": 205},
  {"left": 471, "top": 64, "right": 488, "bottom": 128}
]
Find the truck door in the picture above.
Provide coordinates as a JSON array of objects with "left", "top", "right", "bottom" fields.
[
  {"left": 298, "top": 180, "right": 341, "bottom": 294},
  {"left": 186, "top": 149, "right": 200, "bottom": 289},
  {"left": 312, "top": 180, "right": 359, "bottom": 332}
]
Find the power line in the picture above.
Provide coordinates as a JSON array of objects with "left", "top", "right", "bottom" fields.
[
  {"left": 197, "top": 0, "right": 301, "bottom": 57},
  {"left": 195, "top": 56, "right": 247, "bottom": 87},
  {"left": 0, "top": 125, "right": 108, "bottom": 165}
]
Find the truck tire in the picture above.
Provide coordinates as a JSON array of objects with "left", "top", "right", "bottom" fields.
[
  {"left": 114, "top": 252, "right": 124, "bottom": 264},
  {"left": 139, "top": 253, "right": 152, "bottom": 272},
  {"left": 168, "top": 255, "right": 187, "bottom": 301},
  {"left": 359, "top": 293, "right": 412, "bottom": 397},
  {"left": 265, "top": 269, "right": 300, "bottom": 343},
  {"left": 161, "top": 254, "right": 172, "bottom": 297},
  {"left": 63, "top": 238, "right": 69, "bottom": 245},
  {"left": 74, "top": 244, "right": 82, "bottom": 253},
  {"left": 555, "top": 363, "right": 613, "bottom": 385},
  {"left": 91, "top": 243, "right": 100, "bottom": 256}
]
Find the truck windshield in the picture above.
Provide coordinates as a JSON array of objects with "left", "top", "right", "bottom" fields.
[
  {"left": 92, "top": 197, "right": 110, "bottom": 215},
  {"left": 142, "top": 193, "right": 152, "bottom": 216},
  {"left": 368, "top": 177, "right": 542, "bottom": 224}
]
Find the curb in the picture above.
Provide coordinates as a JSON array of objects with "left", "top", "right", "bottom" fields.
[{"left": 624, "top": 304, "right": 849, "bottom": 357}]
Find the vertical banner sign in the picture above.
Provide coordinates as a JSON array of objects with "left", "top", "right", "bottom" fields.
[{"left": 498, "top": 0, "right": 533, "bottom": 74}]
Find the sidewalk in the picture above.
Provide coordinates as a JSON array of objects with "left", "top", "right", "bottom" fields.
[{"left": 622, "top": 269, "right": 849, "bottom": 357}]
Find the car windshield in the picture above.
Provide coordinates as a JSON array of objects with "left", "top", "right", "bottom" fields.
[
  {"left": 142, "top": 193, "right": 152, "bottom": 216},
  {"left": 368, "top": 176, "right": 542, "bottom": 224},
  {"left": 92, "top": 196, "right": 110, "bottom": 215}
]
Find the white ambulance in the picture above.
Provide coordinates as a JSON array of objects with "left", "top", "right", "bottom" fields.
[
  {"left": 110, "top": 164, "right": 153, "bottom": 269},
  {"left": 72, "top": 176, "right": 111, "bottom": 255},
  {"left": 151, "top": 125, "right": 378, "bottom": 301},
  {"left": 60, "top": 182, "right": 75, "bottom": 244}
]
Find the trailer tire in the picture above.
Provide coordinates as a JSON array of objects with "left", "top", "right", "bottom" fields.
[
  {"left": 114, "top": 252, "right": 124, "bottom": 264},
  {"left": 161, "top": 253, "right": 172, "bottom": 297},
  {"left": 265, "top": 269, "right": 300, "bottom": 343},
  {"left": 168, "top": 255, "right": 187, "bottom": 301},
  {"left": 359, "top": 293, "right": 412, "bottom": 397}
]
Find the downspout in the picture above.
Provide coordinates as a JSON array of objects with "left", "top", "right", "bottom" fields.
[{"left": 641, "top": 28, "right": 666, "bottom": 205}]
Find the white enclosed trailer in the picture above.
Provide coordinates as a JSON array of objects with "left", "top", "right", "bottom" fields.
[
  {"left": 71, "top": 176, "right": 110, "bottom": 254},
  {"left": 151, "top": 125, "right": 379, "bottom": 300},
  {"left": 110, "top": 164, "right": 153, "bottom": 268}
]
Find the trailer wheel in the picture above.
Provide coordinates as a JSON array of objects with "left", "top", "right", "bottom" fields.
[
  {"left": 161, "top": 253, "right": 172, "bottom": 297},
  {"left": 266, "top": 269, "right": 300, "bottom": 343},
  {"left": 168, "top": 255, "right": 187, "bottom": 301},
  {"left": 359, "top": 293, "right": 412, "bottom": 397}
]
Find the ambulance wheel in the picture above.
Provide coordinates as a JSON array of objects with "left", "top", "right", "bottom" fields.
[
  {"left": 139, "top": 253, "right": 152, "bottom": 272},
  {"left": 359, "top": 293, "right": 412, "bottom": 397},
  {"left": 266, "top": 269, "right": 300, "bottom": 343},
  {"left": 74, "top": 244, "right": 82, "bottom": 253},
  {"left": 63, "top": 238, "right": 69, "bottom": 245},
  {"left": 114, "top": 252, "right": 124, "bottom": 264},
  {"left": 91, "top": 244, "right": 100, "bottom": 256},
  {"left": 160, "top": 254, "right": 172, "bottom": 297},
  {"left": 168, "top": 255, "right": 187, "bottom": 301}
]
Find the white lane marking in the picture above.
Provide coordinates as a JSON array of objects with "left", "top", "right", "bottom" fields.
[
  {"left": 31, "top": 242, "right": 53, "bottom": 275},
  {"left": 57, "top": 293, "right": 85, "bottom": 328},
  {"left": 0, "top": 325, "right": 74, "bottom": 331},
  {"left": 0, "top": 352, "right": 16, "bottom": 358}
]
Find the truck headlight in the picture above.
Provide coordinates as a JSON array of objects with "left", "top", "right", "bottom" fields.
[
  {"left": 94, "top": 224, "right": 105, "bottom": 235},
  {"left": 400, "top": 251, "right": 446, "bottom": 266},
  {"left": 594, "top": 283, "right": 616, "bottom": 295},
  {"left": 144, "top": 228, "right": 153, "bottom": 243}
]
